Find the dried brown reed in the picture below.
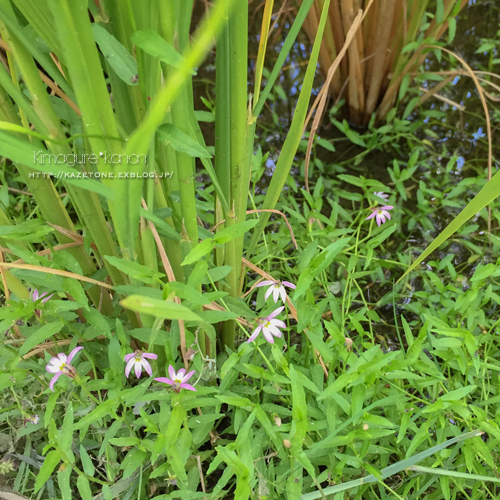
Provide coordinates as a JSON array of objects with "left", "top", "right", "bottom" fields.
[{"left": 300, "top": 0, "right": 468, "bottom": 125}]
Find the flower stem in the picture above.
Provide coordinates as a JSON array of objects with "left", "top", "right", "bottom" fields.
[{"left": 74, "top": 375, "right": 100, "bottom": 405}]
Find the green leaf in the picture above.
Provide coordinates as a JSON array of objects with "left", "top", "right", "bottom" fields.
[
  {"left": 79, "top": 445, "right": 96, "bottom": 476},
  {"left": 294, "top": 239, "right": 350, "bottom": 299},
  {"left": 448, "top": 18, "right": 456, "bottom": 44},
  {"left": 202, "top": 265, "right": 233, "bottom": 284},
  {"left": 410, "top": 464, "right": 500, "bottom": 484},
  {"left": 246, "top": 0, "right": 328, "bottom": 255},
  {"left": 59, "top": 402, "right": 73, "bottom": 451},
  {"left": 74, "top": 399, "right": 117, "bottom": 430},
  {"left": 76, "top": 475, "right": 93, "bottom": 500},
  {"left": 120, "top": 295, "right": 202, "bottom": 321},
  {"left": 19, "top": 321, "right": 63, "bottom": 356},
  {"left": 92, "top": 24, "right": 138, "bottom": 85},
  {"left": 110, "top": 437, "right": 140, "bottom": 447},
  {"left": 436, "top": 0, "right": 444, "bottom": 24},
  {"left": 343, "top": 121, "right": 366, "bottom": 147},
  {"left": 157, "top": 123, "right": 211, "bottom": 159},
  {"left": 367, "top": 224, "right": 397, "bottom": 249},
  {"left": 289, "top": 365, "right": 307, "bottom": 450},
  {"left": 399, "top": 73, "right": 411, "bottom": 100},
  {"left": 131, "top": 29, "right": 187, "bottom": 69},
  {"left": 440, "top": 385, "right": 476, "bottom": 402},
  {"left": 337, "top": 174, "right": 364, "bottom": 187},
  {"left": 140, "top": 208, "right": 181, "bottom": 241},
  {"left": 58, "top": 466, "right": 72, "bottom": 500},
  {"left": 104, "top": 255, "right": 165, "bottom": 284},
  {"left": 0, "top": 219, "right": 54, "bottom": 242},
  {"left": 198, "top": 310, "right": 238, "bottom": 324},
  {"left": 181, "top": 238, "right": 215, "bottom": 266},
  {"left": 34, "top": 450, "right": 62, "bottom": 493},
  {"left": 470, "top": 263, "right": 497, "bottom": 281},
  {"left": 213, "top": 219, "right": 259, "bottom": 244}
]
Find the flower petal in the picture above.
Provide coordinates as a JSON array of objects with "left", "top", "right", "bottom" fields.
[
  {"left": 383, "top": 211, "right": 391, "bottom": 220},
  {"left": 57, "top": 353, "right": 68, "bottom": 363},
  {"left": 279, "top": 286, "right": 287, "bottom": 303},
  {"left": 262, "top": 327, "right": 275, "bottom": 343},
  {"left": 182, "top": 370, "right": 196, "bottom": 383},
  {"left": 134, "top": 361, "right": 142, "bottom": 378},
  {"left": 366, "top": 211, "right": 377, "bottom": 220},
  {"left": 168, "top": 365, "right": 176, "bottom": 381},
  {"left": 142, "top": 353, "right": 157, "bottom": 359},
  {"left": 380, "top": 205, "right": 393, "bottom": 211},
  {"left": 141, "top": 359, "right": 152, "bottom": 377},
  {"left": 267, "top": 324, "right": 282, "bottom": 338},
  {"left": 256, "top": 280, "right": 274, "bottom": 287},
  {"left": 270, "top": 319, "right": 286, "bottom": 328},
  {"left": 124, "top": 352, "right": 136, "bottom": 362},
  {"left": 272, "top": 287, "right": 280, "bottom": 303},
  {"left": 267, "top": 306, "right": 285, "bottom": 319},
  {"left": 155, "top": 377, "right": 174, "bottom": 386},
  {"left": 125, "top": 358, "right": 135, "bottom": 378},
  {"left": 282, "top": 281, "right": 296, "bottom": 289},
  {"left": 180, "top": 383, "right": 196, "bottom": 391},
  {"left": 49, "top": 372, "right": 62, "bottom": 391},
  {"left": 46, "top": 363, "right": 61, "bottom": 374},
  {"left": 247, "top": 325, "right": 262, "bottom": 343},
  {"left": 264, "top": 286, "right": 274, "bottom": 302},
  {"left": 41, "top": 293, "right": 54, "bottom": 303},
  {"left": 177, "top": 368, "right": 186, "bottom": 379},
  {"left": 67, "top": 346, "right": 83, "bottom": 364}
]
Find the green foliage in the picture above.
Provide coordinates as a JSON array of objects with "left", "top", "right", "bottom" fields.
[{"left": 1, "top": 0, "right": 500, "bottom": 499}]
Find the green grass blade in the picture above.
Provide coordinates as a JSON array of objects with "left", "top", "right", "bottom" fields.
[
  {"left": 301, "top": 430, "right": 483, "bottom": 500},
  {"left": 409, "top": 465, "right": 500, "bottom": 483},
  {"left": 398, "top": 169, "right": 500, "bottom": 282},
  {"left": 252, "top": 0, "right": 314, "bottom": 118}
]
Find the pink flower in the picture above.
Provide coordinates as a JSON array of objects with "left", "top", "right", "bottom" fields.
[
  {"left": 124, "top": 350, "right": 158, "bottom": 378},
  {"left": 31, "top": 289, "right": 54, "bottom": 318},
  {"left": 46, "top": 346, "right": 83, "bottom": 391},
  {"left": 366, "top": 205, "right": 394, "bottom": 226},
  {"left": 155, "top": 366, "right": 196, "bottom": 392},
  {"left": 256, "top": 280, "right": 296, "bottom": 303},
  {"left": 247, "top": 306, "right": 287, "bottom": 344},
  {"left": 373, "top": 191, "right": 389, "bottom": 203}
]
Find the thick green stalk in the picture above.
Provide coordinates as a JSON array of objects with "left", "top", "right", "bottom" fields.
[
  {"left": 220, "top": 0, "right": 249, "bottom": 349},
  {"left": 104, "top": 0, "right": 146, "bottom": 129}
]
